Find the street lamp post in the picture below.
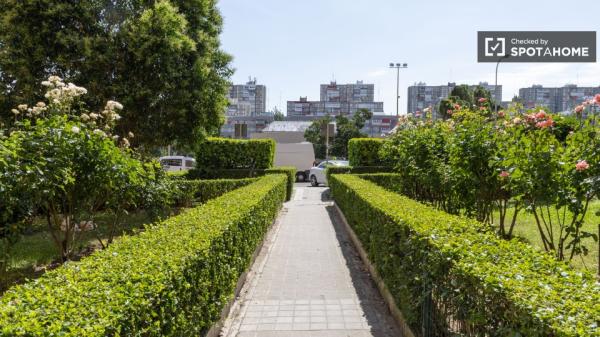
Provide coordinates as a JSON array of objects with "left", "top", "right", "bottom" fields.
[
  {"left": 494, "top": 55, "right": 509, "bottom": 114},
  {"left": 389, "top": 62, "right": 408, "bottom": 117}
]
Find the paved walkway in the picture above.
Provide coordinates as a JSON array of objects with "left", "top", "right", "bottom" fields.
[{"left": 221, "top": 183, "right": 401, "bottom": 337}]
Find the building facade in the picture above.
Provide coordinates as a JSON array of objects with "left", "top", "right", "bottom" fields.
[
  {"left": 220, "top": 114, "right": 398, "bottom": 139},
  {"left": 287, "top": 81, "right": 384, "bottom": 117},
  {"left": 226, "top": 78, "right": 266, "bottom": 116},
  {"left": 519, "top": 84, "right": 600, "bottom": 113},
  {"left": 407, "top": 82, "right": 503, "bottom": 117},
  {"left": 220, "top": 115, "right": 274, "bottom": 138}
]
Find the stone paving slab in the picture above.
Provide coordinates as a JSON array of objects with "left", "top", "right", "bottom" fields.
[{"left": 221, "top": 184, "right": 401, "bottom": 337}]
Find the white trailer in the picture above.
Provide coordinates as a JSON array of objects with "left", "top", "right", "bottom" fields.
[{"left": 274, "top": 142, "right": 315, "bottom": 182}]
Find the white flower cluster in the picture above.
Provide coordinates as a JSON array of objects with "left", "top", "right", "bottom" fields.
[
  {"left": 12, "top": 75, "right": 133, "bottom": 149},
  {"left": 101, "top": 100, "right": 123, "bottom": 124},
  {"left": 11, "top": 101, "right": 47, "bottom": 117},
  {"left": 44, "top": 79, "right": 87, "bottom": 105}
]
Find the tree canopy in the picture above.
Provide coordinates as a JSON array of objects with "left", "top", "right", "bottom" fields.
[
  {"left": 304, "top": 109, "right": 373, "bottom": 159},
  {"left": 0, "top": 0, "right": 232, "bottom": 149}
]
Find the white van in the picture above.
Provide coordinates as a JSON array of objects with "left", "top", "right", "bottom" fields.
[{"left": 159, "top": 156, "right": 196, "bottom": 172}]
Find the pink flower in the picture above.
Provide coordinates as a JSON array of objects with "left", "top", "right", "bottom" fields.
[
  {"left": 594, "top": 94, "right": 600, "bottom": 105},
  {"left": 453, "top": 104, "right": 461, "bottom": 110},
  {"left": 535, "top": 111, "right": 547, "bottom": 119},
  {"left": 576, "top": 160, "right": 590, "bottom": 171},
  {"left": 478, "top": 97, "right": 487, "bottom": 103},
  {"left": 499, "top": 171, "right": 510, "bottom": 178},
  {"left": 447, "top": 109, "right": 453, "bottom": 115},
  {"left": 575, "top": 105, "right": 584, "bottom": 114},
  {"left": 498, "top": 110, "right": 506, "bottom": 118},
  {"left": 526, "top": 114, "right": 536, "bottom": 124},
  {"left": 536, "top": 118, "right": 554, "bottom": 129},
  {"left": 415, "top": 111, "right": 422, "bottom": 117},
  {"left": 479, "top": 106, "right": 486, "bottom": 111}
]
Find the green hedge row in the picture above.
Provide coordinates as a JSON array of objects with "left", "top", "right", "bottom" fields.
[
  {"left": 265, "top": 167, "right": 295, "bottom": 201},
  {"left": 325, "top": 165, "right": 393, "bottom": 184},
  {"left": 170, "top": 178, "right": 258, "bottom": 207},
  {"left": 0, "top": 174, "right": 287, "bottom": 336},
  {"left": 347, "top": 138, "right": 388, "bottom": 166},
  {"left": 186, "top": 167, "right": 295, "bottom": 201},
  {"left": 196, "top": 137, "right": 275, "bottom": 170},
  {"left": 329, "top": 174, "right": 599, "bottom": 337}
]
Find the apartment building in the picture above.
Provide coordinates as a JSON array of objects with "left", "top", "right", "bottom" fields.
[
  {"left": 519, "top": 84, "right": 600, "bottom": 113},
  {"left": 407, "top": 82, "right": 503, "bottom": 117},
  {"left": 226, "top": 78, "right": 266, "bottom": 116},
  {"left": 287, "top": 81, "right": 384, "bottom": 117}
]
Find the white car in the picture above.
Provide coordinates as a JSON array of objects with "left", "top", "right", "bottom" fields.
[
  {"left": 309, "top": 160, "right": 349, "bottom": 186},
  {"left": 159, "top": 156, "right": 196, "bottom": 172}
]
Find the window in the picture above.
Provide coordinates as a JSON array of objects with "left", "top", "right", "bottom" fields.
[
  {"left": 161, "top": 159, "right": 182, "bottom": 167},
  {"left": 185, "top": 160, "right": 195, "bottom": 168}
]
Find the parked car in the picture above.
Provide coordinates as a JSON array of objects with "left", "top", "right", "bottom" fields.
[
  {"left": 159, "top": 156, "right": 196, "bottom": 172},
  {"left": 309, "top": 160, "right": 349, "bottom": 186}
]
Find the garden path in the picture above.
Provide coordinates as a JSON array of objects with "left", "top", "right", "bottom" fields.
[{"left": 221, "top": 183, "right": 401, "bottom": 337}]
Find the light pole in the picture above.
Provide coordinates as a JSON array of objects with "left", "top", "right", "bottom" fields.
[
  {"left": 494, "top": 55, "right": 509, "bottom": 114},
  {"left": 389, "top": 62, "right": 408, "bottom": 117}
]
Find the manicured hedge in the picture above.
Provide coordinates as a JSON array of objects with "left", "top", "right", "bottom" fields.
[
  {"left": 353, "top": 173, "right": 404, "bottom": 194},
  {"left": 329, "top": 174, "right": 599, "bottom": 337},
  {"left": 187, "top": 168, "right": 259, "bottom": 180},
  {"left": 165, "top": 170, "right": 189, "bottom": 180},
  {"left": 0, "top": 174, "right": 287, "bottom": 336},
  {"left": 170, "top": 178, "right": 258, "bottom": 207},
  {"left": 196, "top": 137, "right": 275, "bottom": 170},
  {"left": 325, "top": 166, "right": 393, "bottom": 185},
  {"left": 348, "top": 138, "right": 388, "bottom": 166},
  {"left": 186, "top": 167, "right": 295, "bottom": 201},
  {"left": 265, "top": 166, "right": 295, "bottom": 201}
]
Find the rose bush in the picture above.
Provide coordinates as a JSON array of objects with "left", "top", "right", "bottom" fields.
[
  {"left": 382, "top": 94, "right": 600, "bottom": 262},
  {"left": 1, "top": 76, "right": 163, "bottom": 261}
]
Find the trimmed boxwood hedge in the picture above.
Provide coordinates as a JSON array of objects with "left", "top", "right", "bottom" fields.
[
  {"left": 0, "top": 174, "right": 287, "bottom": 336},
  {"left": 170, "top": 177, "right": 258, "bottom": 206},
  {"left": 348, "top": 138, "right": 388, "bottom": 166},
  {"left": 196, "top": 137, "right": 275, "bottom": 170},
  {"left": 265, "top": 166, "right": 295, "bottom": 201},
  {"left": 325, "top": 166, "right": 393, "bottom": 185},
  {"left": 186, "top": 167, "right": 295, "bottom": 201},
  {"left": 329, "top": 174, "right": 599, "bottom": 337}
]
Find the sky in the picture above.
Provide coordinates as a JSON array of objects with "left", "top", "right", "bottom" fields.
[{"left": 218, "top": 0, "right": 600, "bottom": 115}]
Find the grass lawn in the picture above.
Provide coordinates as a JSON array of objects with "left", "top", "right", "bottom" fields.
[
  {"left": 1, "top": 210, "right": 167, "bottom": 293},
  {"left": 492, "top": 201, "right": 599, "bottom": 275}
]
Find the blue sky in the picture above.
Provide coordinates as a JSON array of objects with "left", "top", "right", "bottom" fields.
[{"left": 218, "top": 0, "right": 599, "bottom": 115}]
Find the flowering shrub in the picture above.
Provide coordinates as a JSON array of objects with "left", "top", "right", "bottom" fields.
[
  {"left": 1, "top": 76, "right": 160, "bottom": 260},
  {"left": 381, "top": 99, "right": 600, "bottom": 262}
]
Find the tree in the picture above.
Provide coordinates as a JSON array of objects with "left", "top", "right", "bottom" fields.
[
  {"left": 438, "top": 85, "right": 497, "bottom": 119},
  {"left": 304, "top": 109, "right": 373, "bottom": 159},
  {"left": 0, "top": 0, "right": 232, "bottom": 150},
  {"left": 273, "top": 107, "right": 284, "bottom": 121},
  {"left": 304, "top": 116, "right": 332, "bottom": 159}
]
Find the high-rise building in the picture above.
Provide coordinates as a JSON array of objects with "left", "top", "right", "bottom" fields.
[
  {"left": 226, "top": 78, "right": 266, "bottom": 116},
  {"left": 407, "top": 82, "right": 502, "bottom": 117},
  {"left": 287, "top": 81, "right": 384, "bottom": 117},
  {"left": 519, "top": 84, "right": 600, "bottom": 113}
]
